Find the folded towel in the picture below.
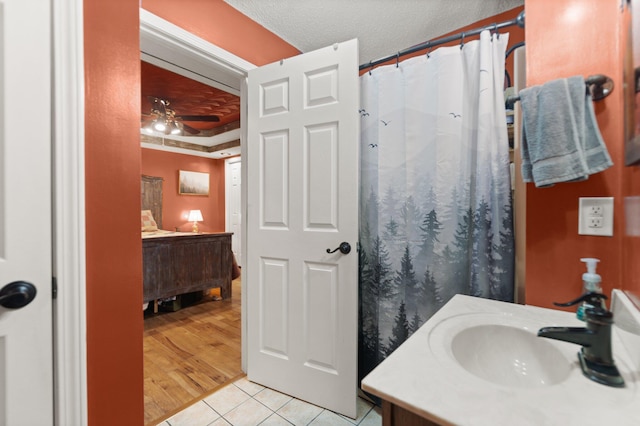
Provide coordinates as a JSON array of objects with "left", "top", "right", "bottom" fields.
[{"left": 519, "top": 76, "right": 613, "bottom": 187}]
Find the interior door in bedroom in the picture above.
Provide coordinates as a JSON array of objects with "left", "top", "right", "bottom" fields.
[
  {"left": 226, "top": 157, "right": 242, "bottom": 267},
  {"left": 0, "top": 0, "right": 54, "bottom": 424},
  {"left": 246, "top": 39, "right": 359, "bottom": 418}
]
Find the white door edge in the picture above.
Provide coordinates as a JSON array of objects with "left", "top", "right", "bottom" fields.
[
  {"left": 240, "top": 77, "right": 249, "bottom": 373},
  {"left": 225, "top": 156, "right": 242, "bottom": 265},
  {"left": 53, "top": 0, "right": 87, "bottom": 425}
]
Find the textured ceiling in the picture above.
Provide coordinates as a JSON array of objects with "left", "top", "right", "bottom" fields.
[{"left": 223, "top": 0, "right": 524, "bottom": 66}]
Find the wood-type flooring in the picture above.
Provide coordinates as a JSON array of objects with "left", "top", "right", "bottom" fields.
[{"left": 143, "top": 278, "right": 243, "bottom": 426}]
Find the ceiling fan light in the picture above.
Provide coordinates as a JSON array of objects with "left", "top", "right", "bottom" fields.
[
  {"left": 166, "top": 120, "right": 180, "bottom": 135},
  {"left": 153, "top": 120, "right": 166, "bottom": 132}
]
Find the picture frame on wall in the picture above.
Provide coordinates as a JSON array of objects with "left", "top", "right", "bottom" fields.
[{"left": 179, "top": 170, "right": 209, "bottom": 196}]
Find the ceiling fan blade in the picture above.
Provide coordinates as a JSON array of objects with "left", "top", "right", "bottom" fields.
[{"left": 176, "top": 115, "right": 220, "bottom": 122}]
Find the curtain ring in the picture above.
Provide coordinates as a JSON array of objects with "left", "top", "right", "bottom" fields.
[
  {"left": 460, "top": 32, "right": 465, "bottom": 50},
  {"left": 396, "top": 52, "right": 400, "bottom": 68},
  {"left": 493, "top": 23, "right": 500, "bottom": 39},
  {"left": 426, "top": 42, "right": 432, "bottom": 59},
  {"left": 369, "top": 61, "right": 373, "bottom": 76}
]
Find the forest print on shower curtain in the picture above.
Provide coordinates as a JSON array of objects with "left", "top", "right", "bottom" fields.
[{"left": 358, "top": 31, "right": 515, "bottom": 385}]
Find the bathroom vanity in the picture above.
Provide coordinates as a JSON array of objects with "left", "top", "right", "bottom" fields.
[{"left": 361, "top": 291, "right": 640, "bottom": 426}]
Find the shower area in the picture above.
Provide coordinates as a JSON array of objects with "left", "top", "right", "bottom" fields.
[{"left": 358, "top": 19, "right": 521, "bottom": 383}]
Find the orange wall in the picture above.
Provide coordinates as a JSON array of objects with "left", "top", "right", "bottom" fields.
[
  {"left": 84, "top": 0, "right": 143, "bottom": 424},
  {"left": 141, "top": 149, "right": 226, "bottom": 232},
  {"left": 85, "top": 2, "right": 298, "bottom": 424},
  {"left": 141, "top": 0, "right": 300, "bottom": 66},
  {"left": 524, "top": 0, "right": 637, "bottom": 308}
]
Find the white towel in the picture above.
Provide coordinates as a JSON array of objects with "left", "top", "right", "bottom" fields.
[{"left": 519, "top": 76, "right": 613, "bottom": 188}]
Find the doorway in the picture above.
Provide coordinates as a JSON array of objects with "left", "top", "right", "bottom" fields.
[{"left": 140, "top": 10, "right": 253, "bottom": 424}]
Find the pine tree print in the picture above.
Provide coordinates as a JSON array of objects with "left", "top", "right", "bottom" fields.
[
  {"left": 394, "top": 244, "right": 420, "bottom": 316},
  {"left": 385, "top": 301, "right": 409, "bottom": 356}
]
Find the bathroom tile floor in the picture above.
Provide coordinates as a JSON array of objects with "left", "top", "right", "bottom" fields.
[{"left": 157, "top": 377, "right": 382, "bottom": 426}]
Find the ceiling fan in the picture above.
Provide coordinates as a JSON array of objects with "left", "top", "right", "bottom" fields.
[{"left": 142, "top": 96, "right": 220, "bottom": 136}]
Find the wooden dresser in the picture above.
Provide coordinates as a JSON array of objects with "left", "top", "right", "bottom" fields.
[{"left": 142, "top": 232, "right": 233, "bottom": 302}]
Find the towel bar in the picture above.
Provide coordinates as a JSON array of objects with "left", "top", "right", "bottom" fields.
[{"left": 505, "top": 74, "right": 613, "bottom": 109}]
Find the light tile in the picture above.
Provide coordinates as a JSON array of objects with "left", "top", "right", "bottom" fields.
[
  {"left": 222, "top": 398, "right": 273, "bottom": 426},
  {"left": 276, "top": 399, "right": 323, "bottom": 426},
  {"left": 309, "top": 410, "right": 354, "bottom": 425},
  {"left": 203, "top": 383, "right": 251, "bottom": 415},
  {"left": 338, "top": 397, "right": 374, "bottom": 424},
  {"left": 209, "top": 418, "right": 232, "bottom": 426},
  {"left": 233, "top": 377, "right": 265, "bottom": 396},
  {"left": 254, "top": 388, "right": 293, "bottom": 411},
  {"left": 155, "top": 422, "right": 171, "bottom": 426},
  {"left": 167, "top": 401, "right": 220, "bottom": 426},
  {"left": 358, "top": 406, "right": 382, "bottom": 426},
  {"left": 259, "top": 413, "right": 293, "bottom": 425}
]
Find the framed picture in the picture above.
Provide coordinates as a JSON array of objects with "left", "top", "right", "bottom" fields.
[{"left": 179, "top": 170, "right": 209, "bottom": 196}]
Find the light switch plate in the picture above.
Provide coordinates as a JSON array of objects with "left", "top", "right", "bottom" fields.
[{"left": 578, "top": 197, "right": 614, "bottom": 236}]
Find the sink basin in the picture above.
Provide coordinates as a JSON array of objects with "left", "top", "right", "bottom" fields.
[
  {"left": 428, "top": 312, "right": 575, "bottom": 388},
  {"left": 450, "top": 323, "right": 572, "bottom": 387}
]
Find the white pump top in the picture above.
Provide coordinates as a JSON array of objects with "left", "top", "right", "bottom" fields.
[{"left": 580, "top": 258, "right": 601, "bottom": 291}]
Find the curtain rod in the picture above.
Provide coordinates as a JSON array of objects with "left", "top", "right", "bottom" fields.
[{"left": 359, "top": 10, "right": 525, "bottom": 71}]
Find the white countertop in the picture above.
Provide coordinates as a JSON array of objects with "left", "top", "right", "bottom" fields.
[{"left": 361, "top": 292, "right": 640, "bottom": 426}]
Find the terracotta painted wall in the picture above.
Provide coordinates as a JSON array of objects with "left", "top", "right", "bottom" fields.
[
  {"left": 524, "top": 0, "right": 631, "bottom": 308},
  {"left": 141, "top": 0, "right": 300, "bottom": 66},
  {"left": 85, "top": 2, "right": 298, "bottom": 425},
  {"left": 84, "top": 0, "right": 143, "bottom": 424},
  {"left": 141, "top": 149, "right": 226, "bottom": 232}
]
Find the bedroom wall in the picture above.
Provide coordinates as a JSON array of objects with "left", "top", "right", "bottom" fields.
[{"left": 141, "top": 148, "right": 227, "bottom": 232}]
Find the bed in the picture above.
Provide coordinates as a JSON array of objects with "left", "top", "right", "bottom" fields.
[{"left": 141, "top": 175, "right": 233, "bottom": 308}]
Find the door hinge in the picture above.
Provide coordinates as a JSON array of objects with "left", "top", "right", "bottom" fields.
[{"left": 52, "top": 277, "right": 57, "bottom": 299}]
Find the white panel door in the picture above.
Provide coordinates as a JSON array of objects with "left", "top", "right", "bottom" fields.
[
  {"left": 247, "top": 39, "right": 359, "bottom": 418},
  {"left": 226, "top": 157, "right": 242, "bottom": 267},
  {"left": 0, "top": 0, "right": 54, "bottom": 425}
]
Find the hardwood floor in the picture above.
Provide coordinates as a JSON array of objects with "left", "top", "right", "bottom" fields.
[{"left": 143, "top": 278, "right": 243, "bottom": 426}]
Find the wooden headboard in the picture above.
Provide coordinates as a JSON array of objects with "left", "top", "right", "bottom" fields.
[{"left": 141, "top": 175, "right": 164, "bottom": 229}]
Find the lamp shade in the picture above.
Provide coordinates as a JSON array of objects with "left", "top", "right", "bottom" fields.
[{"left": 187, "top": 209, "right": 203, "bottom": 222}]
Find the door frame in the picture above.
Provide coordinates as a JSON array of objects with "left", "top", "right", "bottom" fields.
[
  {"left": 53, "top": 1, "right": 87, "bottom": 424},
  {"left": 139, "top": 7, "right": 256, "bottom": 373}
]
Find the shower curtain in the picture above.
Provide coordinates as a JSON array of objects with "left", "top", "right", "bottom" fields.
[{"left": 359, "top": 31, "right": 515, "bottom": 383}]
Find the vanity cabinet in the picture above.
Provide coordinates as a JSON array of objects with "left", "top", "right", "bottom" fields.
[{"left": 382, "top": 401, "right": 441, "bottom": 426}]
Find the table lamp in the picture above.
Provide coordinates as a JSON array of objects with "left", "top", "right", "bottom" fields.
[{"left": 187, "top": 209, "right": 203, "bottom": 233}]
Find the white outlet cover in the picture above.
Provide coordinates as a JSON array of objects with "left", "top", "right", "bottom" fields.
[{"left": 578, "top": 197, "right": 614, "bottom": 236}]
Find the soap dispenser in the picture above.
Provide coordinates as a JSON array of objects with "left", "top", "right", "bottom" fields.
[{"left": 577, "top": 258, "right": 604, "bottom": 321}]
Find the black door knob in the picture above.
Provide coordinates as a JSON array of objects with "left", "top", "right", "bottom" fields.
[
  {"left": 0, "top": 281, "right": 37, "bottom": 309},
  {"left": 326, "top": 242, "right": 351, "bottom": 254}
]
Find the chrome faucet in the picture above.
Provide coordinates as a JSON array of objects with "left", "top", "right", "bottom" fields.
[{"left": 537, "top": 292, "right": 625, "bottom": 387}]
